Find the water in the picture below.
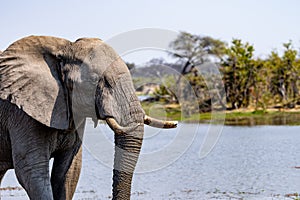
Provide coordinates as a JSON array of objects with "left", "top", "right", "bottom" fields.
[{"left": 1, "top": 122, "right": 300, "bottom": 199}]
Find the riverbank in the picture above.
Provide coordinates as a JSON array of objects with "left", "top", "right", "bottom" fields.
[{"left": 141, "top": 102, "right": 300, "bottom": 126}]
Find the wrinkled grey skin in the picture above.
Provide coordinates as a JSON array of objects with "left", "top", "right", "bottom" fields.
[{"left": 0, "top": 36, "right": 144, "bottom": 200}]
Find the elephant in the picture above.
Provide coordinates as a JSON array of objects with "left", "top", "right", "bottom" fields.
[{"left": 0, "top": 36, "right": 177, "bottom": 200}]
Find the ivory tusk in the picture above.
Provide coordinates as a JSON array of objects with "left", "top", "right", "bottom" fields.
[
  {"left": 144, "top": 115, "right": 178, "bottom": 129},
  {"left": 105, "top": 117, "right": 140, "bottom": 135}
]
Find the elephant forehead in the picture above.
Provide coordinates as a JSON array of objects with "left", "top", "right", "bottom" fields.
[
  {"left": 70, "top": 38, "right": 124, "bottom": 77},
  {"left": 102, "top": 58, "right": 131, "bottom": 87},
  {"left": 79, "top": 43, "right": 120, "bottom": 73}
]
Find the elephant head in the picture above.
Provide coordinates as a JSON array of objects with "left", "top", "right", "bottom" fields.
[{"left": 0, "top": 36, "right": 177, "bottom": 199}]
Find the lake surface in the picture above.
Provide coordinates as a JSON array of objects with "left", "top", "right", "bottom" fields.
[{"left": 1, "top": 121, "right": 300, "bottom": 199}]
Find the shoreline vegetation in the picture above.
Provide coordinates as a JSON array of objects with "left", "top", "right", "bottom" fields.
[
  {"left": 141, "top": 101, "right": 300, "bottom": 126},
  {"left": 130, "top": 31, "right": 300, "bottom": 126}
]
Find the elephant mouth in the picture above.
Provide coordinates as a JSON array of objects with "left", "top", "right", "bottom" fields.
[{"left": 105, "top": 115, "right": 177, "bottom": 134}]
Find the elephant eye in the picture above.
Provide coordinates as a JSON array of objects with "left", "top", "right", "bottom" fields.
[{"left": 90, "top": 74, "right": 99, "bottom": 83}]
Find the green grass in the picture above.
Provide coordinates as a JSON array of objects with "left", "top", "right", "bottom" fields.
[{"left": 141, "top": 101, "right": 300, "bottom": 125}]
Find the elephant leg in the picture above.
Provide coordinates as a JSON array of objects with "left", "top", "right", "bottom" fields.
[
  {"left": 64, "top": 146, "right": 82, "bottom": 200},
  {"left": 13, "top": 152, "right": 52, "bottom": 200},
  {"left": 51, "top": 145, "right": 81, "bottom": 200},
  {"left": 52, "top": 121, "right": 85, "bottom": 200},
  {"left": 0, "top": 170, "right": 7, "bottom": 185},
  {"left": 64, "top": 120, "right": 85, "bottom": 200},
  {"left": 9, "top": 123, "right": 53, "bottom": 199}
]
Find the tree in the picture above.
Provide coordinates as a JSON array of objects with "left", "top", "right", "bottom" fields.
[
  {"left": 221, "top": 39, "right": 255, "bottom": 109},
  {"left": 167, "top": 32, "right": 227, "bottom": 113},
  {"left": 251, "top": 59, "right": 272, "bottom": 111},
  {"left": 267, "top": 41, "right": 300, "bottom": 107},
  {"left": 169, "top": 31, "right": 226, "bottom": 74}
]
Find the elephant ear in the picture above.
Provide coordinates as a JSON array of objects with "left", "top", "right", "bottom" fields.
[{"left": 0, "top": 36, "right": 72, "bottom": 130}]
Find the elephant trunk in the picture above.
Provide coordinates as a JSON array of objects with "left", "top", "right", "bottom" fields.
[
  {"left": 112, "top": 124, "right": 143, "bottom": 199},
  {"left": 95, "top": 57, "right": 177, "bottom": 199},
  {"left": 110, "top": 95, "right": 144, "bottom": 200},
  {"left": 109, "top": 115, "right": 177, "bottom": 199}
]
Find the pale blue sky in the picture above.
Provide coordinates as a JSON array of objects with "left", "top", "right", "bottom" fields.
[{"left": 1, "top": 0, "right": 300, "bottom": 63}]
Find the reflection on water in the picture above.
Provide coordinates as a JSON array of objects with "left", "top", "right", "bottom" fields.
[{"left": 223, "top": 112, "right": 300, "bottom": 126}]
